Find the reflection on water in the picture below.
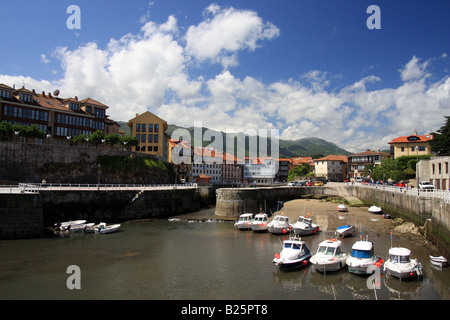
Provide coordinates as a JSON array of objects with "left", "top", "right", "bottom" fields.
[{"left": 0, "top": 219, "right": 449, "bottom": 300}]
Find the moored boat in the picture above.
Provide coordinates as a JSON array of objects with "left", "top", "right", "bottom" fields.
[
  {"left": 337, "top": 204, "right": 348, "bottom": 212},
  {"left": 383, "top": 247, "right": 423, "bottom": 280},
  {"left": 268, "top": 215, "right": 292, "bottom": 235},
  {"left": 429, "top": 255, "right": 448, "bottom": 268},
  {"left": 69, "top": 223, "right": 95, "bottom": 233},
  {"left": 336, "top": 225, "right": 357, "bottom": 238},
  {"left": 293, "top": 215, "right": 319, "bottom": 236},
  {"left": 347, "top": 239, "right": 383, "bottom": 275},
  {"left": 54, "top": 220, "right": 87, "bottom": 231},
  {"left": 250, "top": 213, "right": 269, "bottom": 232},
  {"left": 234, "top": 213, "right": 253, "bottom": 230},
  {"left": 273, "top": 236, "right": 312, "bottom": 271},
  {"left": 95, "top": 222, "right": 121, "bottom": 234},
  {"left": 310, "top": 239, "right": 348, "bottom": 272},
  {"left": 368, "top": 206, "right": 382, "bottom": 214}
]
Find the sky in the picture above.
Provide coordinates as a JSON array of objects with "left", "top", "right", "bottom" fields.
[{"left": 0, "top": 0, "right": 449, "bottom": 153}]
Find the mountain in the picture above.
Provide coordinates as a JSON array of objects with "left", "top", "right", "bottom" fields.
[{"left": 118, "top": 122, "right": 351, "bottom": 158}]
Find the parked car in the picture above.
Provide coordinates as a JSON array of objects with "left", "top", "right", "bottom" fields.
[
  {"left": 306, "top": 181, "right": 314, "bottom": 186},
  {"left": 315, "top": 181, "right": 324, "bottom": 186},
  {"left": 419, "top": 181, "right": 434, "bottom": 191}
]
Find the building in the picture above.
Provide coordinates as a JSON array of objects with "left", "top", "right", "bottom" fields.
[
  {"left": 192, "top": 148, "right": 222, "bottom": 184},
  {"left": 243, "top": 157, "right": 276, "bottom": 184},
  {"left": 0, "top": 84, "right": 112, "bottom": 144},
  {"left": 127, "top": 111, "right": 168, "bottom": 161},
  {"left": 417, "top": 156, "right": 450, "bottom": 190},
  {"left": 314, "top": 155, "right": 348, "bottom": 181},
  {"left": 222, "top": 153, "right": 244, "bottom": 184},
  {"left": 275, "top": 158, "right": 291, "bottom": 182},
  {"left": 388, "top": 131, "right": 433, "bottom": 158},
  {"left": 168, "top": 139, "right": 193, "bottom": 183},
  {"left": 347, "top": 150, "right": 390, "bottom": 179}
]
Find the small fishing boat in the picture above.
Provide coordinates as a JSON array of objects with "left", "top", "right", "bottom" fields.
[
  {"left": 234, "top": 213, "right": 253, "bottom": 230},
  {"left": 268, "top": 215, "right": 292, "bottom": 235},
  {"left": 250, "top": 213, "right": 269, "bottom": 232},
  {"left": 54, "top": 220, "right": 87, "bottom": 231},
  {"left": 95, "top": 222, "right": 121, "bottom": 234},
  {"left": 310, "top": 239, "right": 349, "bottom": 272},
  {"left": 383, "top": 247, "right": 423, "bottom": 280},
  {"left": 273, "top": 236, "right": 312, "bottom": 271},
  {"left": 337, "top": 204, "right": 348, "bottom": 212},
  {"left": 429, "top": 255, "right": 448, "bottom": 268},
  {"left": 69, "top": 223, "right": 95, "bottom": 233},
  {"left": 293, "top": 215, "right": 319, "bottom": 236},
  {"left": 347, "top": 239, "right": 383, "bottom": 275},
  {"left": 336, "top": 225, "right": 357, "bottom": 238},
  {"left": 368, "top": 206, "right": 382, "bottom": 214}
]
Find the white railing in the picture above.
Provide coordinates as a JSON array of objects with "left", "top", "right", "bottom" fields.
[
  {"left": 353, "top": 182, "right": 450, "bottom": 203},
  {"left": 0, "top": 183, "right": 198, "bottom": 194}
]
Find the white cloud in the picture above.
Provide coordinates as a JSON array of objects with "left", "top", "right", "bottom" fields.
[
  {"left": 40, "top": 54, "right": 50, "bottom": 64},
  {"left": 185, "top": 4, "right": 280, "bottom": 69},
  {"left": 399, "top": 55, "right": 430, "bottom": 81}
]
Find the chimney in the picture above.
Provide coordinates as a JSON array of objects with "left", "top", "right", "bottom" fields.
[
  {"left": 42, "top": 91, "right": 45, "bottom": 96},
  {"left": 74, "top": 96, "right": 78, "bottom": 101},
  {"left": 32, "top": 89, "right": 36, "bottom": 94},
  {"left": 48, "top": 92, "right": 52, "bottom": 98}
]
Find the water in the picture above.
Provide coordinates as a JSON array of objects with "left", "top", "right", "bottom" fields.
[{"left": 0, "top": 216, "right": 449, "bottom": 300}]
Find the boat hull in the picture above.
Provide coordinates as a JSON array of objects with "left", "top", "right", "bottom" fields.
[
  {"left": 347, "top": 259, "right": 380, "bottom": 275},
  {"left": 234, "top": 222, "right": 251, "bottom": 230},
  {"left": 368, "top": 206, "right": 382, "bottom": 214},
  {"left": 268, "top": 225, "right": 292, "bottom": 235},
  {"left": 336, "top": 226, "right": 356, "bottom": 238},
  {"left": 311, "top": 254, "right": 348, "bottom": 272},
  {"left": 384, "top": 261, "right": 423, "bottom": 280},
  {"left": 274, "top": 255, "right": 311, "bottom": 271},
  {"left": 251, "top": 224, "right": 268, "bottom": 232}
]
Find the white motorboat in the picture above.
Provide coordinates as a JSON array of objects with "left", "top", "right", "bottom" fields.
[
  {"left": 310, "top": 239, "right": 349, "bottom": 272},
  {"left": 293, "top": 215, "right": 319, "bottom": 236},
  {"left": 54, "top": 220, "right": 87, "bottom": 231},
  {"left": 429, "top": 255, "right": 448, "bottom": 268},
  {"left": 347, "top": 239, "right": 383, "bottom": 275},
  {"left": 268, "top": 215, "right": 292, "bottom": 235},
  {"left": 69, "top": 223, "right": 95, "bottom": 232},
  {"left": 234, "top": 213, "right": 253, "bottom": 230},
  {"left": 273, "top": 236, "right": 312, "bottom": 271},
  {"left": 383, "top": 247, "right": 423, "bottom": 280},
  {"left": 336, "top": 225, "right": 357, "bottom": 238},
  {"left": 250, "top": 213, "right": 269, "bottom": 232},
  {"left": 95, "top": 222, "right": 121, "bottom": 234},
  {"left": 337, "top": 204, "right": 348, "bottom": 212},
  {"left": 368, "top": 206, "right": 382, "bottom": 214}
]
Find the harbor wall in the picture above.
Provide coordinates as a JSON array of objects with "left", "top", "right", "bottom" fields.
[
  {"left": 348, "top": 186, "right": 450, "bottom": 258},
  {"left": 215, "top": 186, "right": 338, "bottom": 217},
  {"left": 0, "top": 188, "right": 203, "bottom": 240},
  {"left": 0, "top": 194, "right": 44, "bottom": 239}
]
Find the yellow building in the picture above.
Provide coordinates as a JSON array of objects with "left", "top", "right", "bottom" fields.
[
  {"left": 127, "top": 111, "right": 168, "bottom": 160},
  {"left": 388, "top": 132, "right": 433, "bottom": 158}
]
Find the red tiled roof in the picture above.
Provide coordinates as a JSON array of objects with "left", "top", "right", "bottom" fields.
[
  {"left": 314, "top": 155, "right": 348, "bottom": 163},
  {"left": 388, "top": 134, "right": 433, "bottom": 144},
  {"left": 349, "top": 150, "right": 390, "bottom": 157}
]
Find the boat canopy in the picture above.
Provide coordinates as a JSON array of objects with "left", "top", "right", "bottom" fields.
[
  {"left": 351, "top": 249, "right": 373, "bottom": 258},
  {"left": 273, "top": 215, "right": 288, "bottom": 222},
  {"left": 283, "top": 241, "right": 310, "bottom": 255},
  {"left": 389, "top": 247, "right": 411, "bottom": 263}
]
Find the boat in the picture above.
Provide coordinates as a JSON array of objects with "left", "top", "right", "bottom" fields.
[
  {"left": 268, "top": 215, "right": 292, "bottom": 235},
  {"left": 383, "top": 247, "right": 423, "bottom": 280},
  {"left": 69, "top": 223, "right": 95, "bottom": 233},
  {"left": 250, "top": 213, "right": 269, "bottom": 232},
  {"left": 272, "top": 236, "right": 312, "bottom": 271},
  {"left": 292, "top": 215, "right": 319, "bottom": 236},
  {"left": 54, "top": 220, "right": 87, "bottom": 231},
  {"left": 95, "top": 222, "right": 121, "bottom": 234},
  {"left": 310, "top": 239, "right": 349, "bottom": 272},
  {"left": 347, "top": 239, "right": 383, "bottom": 275},
  {"left": 336, "top": 225, "right": 357, "bottom": 238},
  {"left": 429, "top": 255, "right": 448, "bottom": 267},
  {"left": 234, "top": 213, "right": 253, "bottom": 230},
  {"left": 337, "top": 204, "right": 348, "bottom": 212},
  {"left": 368, "top": 206, "right": 382, "bottom": 214}
]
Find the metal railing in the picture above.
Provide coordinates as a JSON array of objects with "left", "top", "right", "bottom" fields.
[
  {"left": 0, "top": 183, "right": 198, "bottom": 194},
  {"left": 353, "top": 182, "right": 450, "bottom": 203}
]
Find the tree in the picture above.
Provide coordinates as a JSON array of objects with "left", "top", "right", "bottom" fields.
[
  {"left": 288, "top": 163, "right": 312, "bottom": 181},
  {"left": 105, "top": 133, "right": 120, "bottom": 149},
  {"left": 430, "top": 116, "right": 450, "bottom": 155}
]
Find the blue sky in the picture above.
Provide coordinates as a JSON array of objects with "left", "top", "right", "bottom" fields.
[{"left": 1, "top": 0, "right": 449, "bottom": 152}]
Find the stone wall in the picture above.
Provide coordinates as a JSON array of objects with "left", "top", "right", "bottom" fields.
[
  {"left": 0, "top": 141, "right": 173, "bottom": 184},
  {"left": 215, "top": 186, "right": 338, "bottom": 217},
  {"left": 0, "top": 194, "right": 44, "bottom": 239}
]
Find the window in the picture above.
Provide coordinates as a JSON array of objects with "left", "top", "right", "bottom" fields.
[
  {"left": 154, "top": 124, "right": 159, "bottom": 132},
  {"left": 136, "top": 134, "right": 140, "bottom": 142},
  {"left": 148, "top": 124, "right": 153, "bottom": 132},
  {"left": 401, "top": 147, "right": 405, "bottom": 152},
  {"left": 136, "top": 123, "right": 141, "bottom": 132},
  {"left": 418, "top": 146, "right": 426, "bottom": 151},
  {"left": 154, "top": 146, "right": 158, "bottom": 152},
  {"left": 411, "top": 147, "right": 415, "bottom": 152},
  {"left": 148, "top": 134, "right": 153, "bottom": 143},
  {"left": 446, "top": 162, "right": 448, "bottom": 174},
  {"left": 154, "top": 134, "right": 159, "bottom": 143},
  {"left": 141, "top": 134, "right": 146, "bottom": 143},
  {"left": 142, "top": 124, "right": 146, "bottom": 132}
]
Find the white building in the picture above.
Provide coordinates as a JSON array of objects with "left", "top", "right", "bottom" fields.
[{"left": 417, "top": 156, "right": 450, "bottom": 190}]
